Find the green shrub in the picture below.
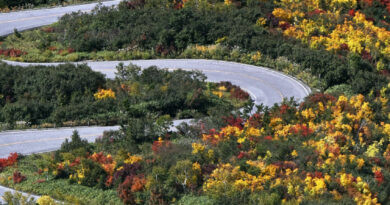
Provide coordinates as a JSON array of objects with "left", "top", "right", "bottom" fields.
[
  {"left": 325, "top": 84, "right": 355, "bottom": 97},
  {"left": 176, "top": 195, "right": 216, "bottom": 205},
  {"left": 58, "top": 130, "right": 93, "bottom": 154}
]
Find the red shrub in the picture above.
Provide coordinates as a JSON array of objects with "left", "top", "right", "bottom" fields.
[
  {"left": 0, "top": 153, "right": 18, "bottom": 171},
  {"left": 35, "top": 179, "right": 46, "bottom": 183},
  {"left": 223, "top": 116, "right": 244, "bottom": 129},
  {"left": 273, "top": 161, "right": 297, "bottom": 170},
  {"left": 289, "top": 124, "right": 313, "bottom": 137},
  {"left": 125, "top": 0, "right": 145, "bottom": 9},
  {"left": 174, "top": 1, "right": 183, "bottom": 9},
  {"left": 314, "top": 171, "right": 323, "bottom": 178},
  {"left": 328, "top": 146, "right": 340, "bottom": 156},
  {"left": 335, "top": 135, "right": 347, "bottom": 146},
  {"left": 267, "top": 13, "right": 280, "bottom": 28},
  {"left": 13, "top": 171, "right": 26, "bottom": 184},
  {"left": 0, "top": 49, "right": 26, "bottom": 57},
  {"left": 248, "top": 113, "right": 263, "bottom": 128},
  {"left": 237, "top": 151, "right": 247, "bottom": 159},
  {"left": 307, "top": 9, "right": 325, "bottom": 17},
  {"left": 70, "top": 157, "right": 81, "bottom": 167},
  {"left": 218, "top": 81, "right": 250, "bottom": 100},
  {"left": 106, "top": 175, "right": 113, "bottom": 187},
  {"left": 374, "top": 171, "right": 384, "bottom": 184},
  {"left": 264, "top": 136, "right": 273, "bottom": 140},
  {"left": 306, "top": 93, "right": 336, "bottom": 105},
  {"left": 279, "top": 22, "right": 291, "bottom": 30},
  {"left": 155, "top": 44, "right": 175, "bottom": 56},
  {"left": 67, "top": 48, "right": 75, "bottom": 54},
  {"left": 90, "top": 152, "right": 113, "bottom": 165},
  {"left": 37, "top": 169, "right": 43, "bottom": 175},
  {"left": 361, "top": 49, "right": 372, "bottom": 61},
  {"left": 340, "top": 43, "right": 349, "bottom": 51},
  {"left": 231, "top": 88, "right": 250, "bottom": 100},
  {"left": 48, "top": 46, "right": 57, "bottom": 51},
  {"left": 113, "top": 163, "right": 142, "bottom": 184},
  {"left": 348, "top": 9, "right": 356, "bottom": 16},
  {"left": 131, "top": 176, "right": 146, "bottom": 192},
  {"left": 387, "top": 3, "right": 390, "bottom": 13},
  {"left": 372, "top": 157, "right": 381, "bottom": 165},
  {"left": 280, "top": 104, "right": 289, "bottom": 114},
  {"left": 117, "top": 174, "right": 146, "bottom": 204},
  {"left": 201, "top": 164, "right": 217, "bottom": 176},
  {"left": 276, "top": 103, "right": 297, "bottom": 117},
  {"left": 365, "top": 17, "right": 375, "bottom": 22},
  {"left": 380, "top": 69, "right": 390, "bottom": 77},
  {"left": 41, "top": 27, "right": 54, "bottom": 33},
  {"left": 152, "top": 139, "right": 172, "bottom": 154},
  {"left": 363, "top": 0, "right": 374, "bottom": 6}
]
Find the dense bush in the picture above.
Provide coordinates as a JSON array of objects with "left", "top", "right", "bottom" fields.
[
  {"left": 116, "top": 63, "right": 238, "bottom": 143},
  {"left": 0, "top": 62, "right": 109, "bottom": 127},
  {"left": 116, "top": 63, "right": 210, "bottom": 118},
  {"left": 55, "top": 3, "right": 265, "bottom": 52},
  {"left": 0, "top": 62, "right": 244, "bottom": 129},
  {"left": 0, "top": 153, "right": 18, "bottom": 172}
]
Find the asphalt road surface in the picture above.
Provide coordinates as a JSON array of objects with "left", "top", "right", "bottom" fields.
[
  {"left": 0, "top": 0, "right": 121, "bottom": 36},
  {"left": 0, "top": 1, "right": 311, "bottom": 202},
  {"left": 0, "top": 126, "right": 119, "bottom": 158}
]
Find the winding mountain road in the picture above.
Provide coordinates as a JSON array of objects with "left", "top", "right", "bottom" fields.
[
  {"left": 0, "top": 58, "right": 311, "bottom": 158},
  {"left": 0, "top": 1, "right": 310, "bottom": 202}
]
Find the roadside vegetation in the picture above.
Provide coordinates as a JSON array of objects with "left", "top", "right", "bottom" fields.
[
  {"left": 2, "top": 85, "right": 390, "bottom": 204},
  {"left": 0, "top": 0, "right": 390, "bottom": 204},
  {"left": 0, "top": 62, "right": 250, "bottom": 130}
]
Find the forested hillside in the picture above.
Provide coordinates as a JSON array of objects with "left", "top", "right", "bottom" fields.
[{"left": 1, "top": 0, "right": 390, "bottom": 204}]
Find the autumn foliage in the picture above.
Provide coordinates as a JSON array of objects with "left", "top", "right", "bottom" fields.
[
  {"left": 269, "top": 0, "right": 390, "bottom": 71},
  {"left": 1, "top": 1, "right": 390, "bottom": 204},
  {"left": 0, "top": 153, "right": 18, "bottom": 172},
  {"left": 5, "top": 83, "right": 390, "bottom": 204},
  {"left": 0, "top": 49, "right": 26, "bottom": 57},
  {"left": 118, "top": 174, "right": 146, "bottom": 204},
  {"left": 12, "top": 171, "right": 26, "bottom": 184}
]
